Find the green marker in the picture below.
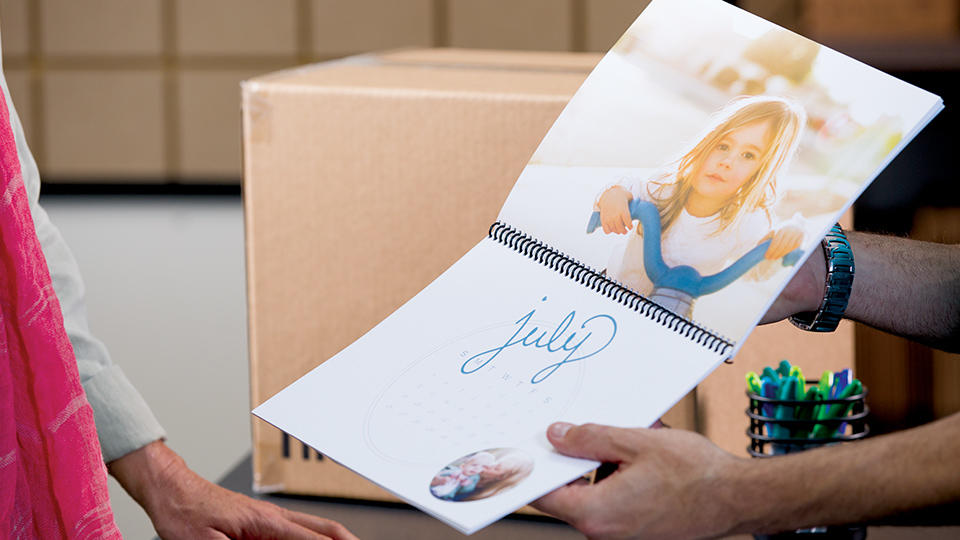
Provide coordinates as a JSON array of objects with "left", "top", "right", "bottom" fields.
[
  {"left": 818, "top": 370, "right": 833, "bottom": 398},
  {"left": 795, "top": 386, "right": 822, "bottom": 438},
  {"left": 746, "top": 372, "right": 762, "bottom": 395},
  {"left": 789, "top": 365, "right": 806, "bottom": 400},
  {"left": 811, "top": 379, "right": 862, "bottom": 439},
  {"left": 763, "top": 366, "right": 780, "bottom": 383}
]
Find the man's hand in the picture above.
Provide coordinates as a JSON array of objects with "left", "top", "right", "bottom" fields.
[
  {"left": 108, "top": 441, "right": 359, "bottom": 540},
  {"left": 759, "top": 240, "right": 824, "bottom": 324},
  {"left": 537, "top": 415, "right": 960, "bottom": 538},
  {"left": 533, "top": 422, "right": 748, "bottom": 539}
]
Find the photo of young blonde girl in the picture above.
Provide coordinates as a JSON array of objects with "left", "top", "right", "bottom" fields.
[
  {"left": 592, "top": 95, "right": 807, "bottom": 318},
  {"left": 429, "top": 448, "right": 533, "bottom": 502},
  {"left": 468, "top": 450, "right": 535, "bottom": 501}
]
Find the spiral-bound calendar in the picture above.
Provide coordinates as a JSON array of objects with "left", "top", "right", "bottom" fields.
[{"left": 253, "top": 0, "right": 942, "bottom": 533}]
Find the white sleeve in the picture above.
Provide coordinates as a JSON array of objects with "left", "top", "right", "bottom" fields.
[{"left": 2, "top": 71, "right": 166, "bottom": 462}]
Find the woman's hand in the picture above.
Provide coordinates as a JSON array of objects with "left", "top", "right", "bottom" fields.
[
  {"left": 597, "top": 186, "right": 634, "bottom": 234},
  {"left": 763, "top": 225, "right": 803, "bottom": 260},
  {"left": 109, "top": 441, "right": 359, "bottom": 540}
]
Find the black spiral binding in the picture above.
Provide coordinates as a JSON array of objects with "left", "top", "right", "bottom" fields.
[{"left": 488, "top": 221, "right": 734, "bottom": 356}]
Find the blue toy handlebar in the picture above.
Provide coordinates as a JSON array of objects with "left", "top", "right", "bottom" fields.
[{"left": 587, "top": 200, "right": 803, "bottom": 297}]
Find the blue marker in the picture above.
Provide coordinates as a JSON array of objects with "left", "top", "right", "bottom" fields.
[
  {"left": 777, "top": 359, "right": 792, "bottom": 377},
  {"left": 824, "top": 369, "right": 850, "bottom": 419},
  {"left": 831, "top": 369, "right": 851, "bottom": 398}
]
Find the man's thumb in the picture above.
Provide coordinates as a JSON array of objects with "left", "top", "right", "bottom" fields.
[{"left": 546, "top": 422, "right": 632, "bottom": 463}]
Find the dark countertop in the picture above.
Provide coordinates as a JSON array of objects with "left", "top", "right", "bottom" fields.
[
  {"left": 217, "top": 454, "right": 582, "bottom": 540},
  {"left": 215, "top": 454, "right": 960, "bottom": 540}
]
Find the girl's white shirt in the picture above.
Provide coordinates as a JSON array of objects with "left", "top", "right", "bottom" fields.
[{"left": 604, "top": 176, "right": 790, "bottom": 295}]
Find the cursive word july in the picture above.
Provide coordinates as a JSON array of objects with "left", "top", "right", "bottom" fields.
[{"left": 461, "top": 298, "right": 617, "bottom": 384}]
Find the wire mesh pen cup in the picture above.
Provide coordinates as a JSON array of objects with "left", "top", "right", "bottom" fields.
[
  {"left": 747, "top": 381, "right": 869, "bottom": 456},
  {"left": 747, "top": 381, "right": 869, "bottom": 539}
]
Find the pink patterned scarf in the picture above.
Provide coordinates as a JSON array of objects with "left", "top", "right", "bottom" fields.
[{"left": 0, "top": 90, "right": 121, "bottom": 537}]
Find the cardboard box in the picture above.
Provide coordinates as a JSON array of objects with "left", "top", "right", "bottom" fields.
[
  {"left": 244, "top": 48, "right": 599, "bottom": 500},
  {"left": 242, "top": 48, "right": 853, "bottom": 501}
]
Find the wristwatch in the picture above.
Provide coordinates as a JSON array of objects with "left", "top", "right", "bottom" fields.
[{"left": 790, "top": 224, "right": 854, "bottom": 332}]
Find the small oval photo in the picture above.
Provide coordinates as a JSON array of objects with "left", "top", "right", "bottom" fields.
[{"left": 428, "top": 448, "right": 534, "bottom": 502}]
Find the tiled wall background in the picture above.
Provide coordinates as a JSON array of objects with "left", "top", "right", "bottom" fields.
[
  {"left": 0, "top": 0, "right": 652, "bottom": 183},
  {"left": 0, "top": 0, "right": 956, "bottom": 183}
]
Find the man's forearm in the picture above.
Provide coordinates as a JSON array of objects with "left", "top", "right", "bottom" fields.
[
  {"left": 843, "top": 232, "right": 960, "bottom": 351},
  {"left": 731, "top": 412, "right": 960, "bottom": 534}
]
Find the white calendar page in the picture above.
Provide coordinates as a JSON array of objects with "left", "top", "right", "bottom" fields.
[{"left": 253, "top": 238, "right": 722, "bottom": 534}]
